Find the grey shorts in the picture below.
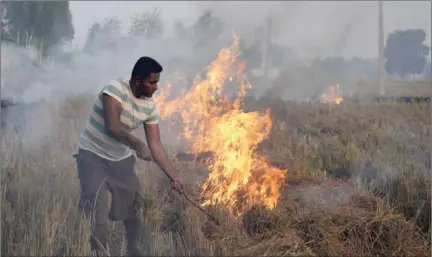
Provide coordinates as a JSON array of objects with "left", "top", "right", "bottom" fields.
[{"left": 74, "top": 149, "right": 143, "bottom": 224}]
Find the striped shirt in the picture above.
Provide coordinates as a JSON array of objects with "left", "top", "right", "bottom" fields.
[{"left": 79, "top": 78, "right": 159, "bottom": 161}]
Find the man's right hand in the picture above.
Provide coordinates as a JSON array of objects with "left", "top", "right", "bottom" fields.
[{"left": 171, "top": 176, "right": 184, "bottom": 194}]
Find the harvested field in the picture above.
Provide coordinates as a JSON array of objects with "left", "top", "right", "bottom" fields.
[
  {"left": 1, "top": 37, "right": 431, "bottom": 257},
  {"left": 1, "top": 97, "right": 430, "bottom": 256}
]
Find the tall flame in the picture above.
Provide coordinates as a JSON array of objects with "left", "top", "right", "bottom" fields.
[{"left": 155, "top": 34, "right": 287, "bottom": 216}]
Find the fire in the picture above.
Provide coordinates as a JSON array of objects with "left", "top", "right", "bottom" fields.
[
  {"left": 321, "top": 84, "right": 343, "bottom": 104},
  {"left": 154, "top": 34, "right": 287, "bottom": 216}
]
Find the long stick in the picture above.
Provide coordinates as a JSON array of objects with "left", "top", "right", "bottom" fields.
[
  {"left": 149, "top": 158, "right": 221, "bottom": 226},
  {"left": 182, "top": 193, "right": 220, "bottom": 226}
]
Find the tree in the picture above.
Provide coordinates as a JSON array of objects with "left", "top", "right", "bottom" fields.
[
  {"left": 129, "top": 8, "right": 164, "bottom": 40},
  {"left": 384, "top": 29, "right": 430, "bottom": 77},
  {"left": 83, "top": 17, "right": 123, "bottom": 53},
  {"left": 98, "top": 17, "right": 123, "bottom": 41},
  {"left": 3, "top": 1, "right": 74, "bottom": 56},
  {"left": 83, "top": 23, "right": 101, "bottom": 53},
  {"left": 0, "top": 2, "right": 13, "bottom": 42}
]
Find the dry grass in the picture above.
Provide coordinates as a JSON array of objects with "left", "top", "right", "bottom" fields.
[{"left": 1, "top": 95, "right": 431, "bottom": 256}]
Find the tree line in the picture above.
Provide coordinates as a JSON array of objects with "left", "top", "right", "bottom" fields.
[
  {"left": 0, "top": 1, "right": 430, "bottom": 78},
  {"left": 1, "top": 1, "right": 74, "bottom": 57}
]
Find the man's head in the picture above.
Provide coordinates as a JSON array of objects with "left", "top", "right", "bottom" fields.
[{"left": 130, "top": 56, "right": 163, "bottom": 98}]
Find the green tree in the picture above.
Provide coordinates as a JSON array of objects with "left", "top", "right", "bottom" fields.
[
  {"left": 3, "top": 1, "right": 74, "bottom": 56},
  {"left": 384, "top": 29, "right": 430, "bottom": 77}
]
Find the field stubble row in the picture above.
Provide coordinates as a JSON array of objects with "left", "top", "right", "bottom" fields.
[{"left": 1, "top": 96, "right": 430, "bottom": 256}]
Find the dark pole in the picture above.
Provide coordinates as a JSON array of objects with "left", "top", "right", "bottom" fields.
[{"left": 378, "top": 1, "right": 385, "bottom": 96}]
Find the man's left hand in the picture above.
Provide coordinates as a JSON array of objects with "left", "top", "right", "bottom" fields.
[{"left": 136, "top": 146, "right": 153, "bottom": 161}]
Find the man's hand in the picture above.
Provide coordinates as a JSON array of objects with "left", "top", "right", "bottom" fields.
[
  {"left": 136, "top": 146, "right": 153, "bottom": 161},
  {"left": 171, "top": 176, "right": 184, "bottom": 194},
  {"left": 144, "top": 122, "right": 185, "bottom": 194}
]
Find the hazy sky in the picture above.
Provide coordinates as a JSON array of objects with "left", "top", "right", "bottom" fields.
[{"left": 70, "top": 1, "right": 431, "bottom": 59}]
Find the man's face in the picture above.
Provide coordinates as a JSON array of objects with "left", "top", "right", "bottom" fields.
[{"left": 140, "top": 72, "right": 160, "bottom": 98}]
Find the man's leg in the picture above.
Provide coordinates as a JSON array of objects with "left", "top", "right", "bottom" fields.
[
  {"left": 75, "top": 149, "right": 111, "bottom": 255},
  {"left": 123, "top": 212, "right": 146, "bottom": 256},
  {"left": 105, "top": 155, "right": 146, "bottom": 256},
  {"left": 87, "top": 184, "right": 110, "bottom": 255}
]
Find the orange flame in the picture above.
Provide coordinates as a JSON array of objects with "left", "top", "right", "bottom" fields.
[
  {"left": 321, "top": 84, "right": 343, "bottom": 104},
  {"left": 154, "top": 34, "right": 287, "bottom": 216}
]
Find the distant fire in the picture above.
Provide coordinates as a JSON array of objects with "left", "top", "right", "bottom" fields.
[{"left": 321, "top": 84, "right": 343, "bottom": 104}]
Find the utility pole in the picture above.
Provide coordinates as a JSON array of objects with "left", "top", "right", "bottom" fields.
[
  {"left": 0, "top": 28, "right": 2, "bottom": 129},
  {"left": 263, "top": 16, "right": 272, "bottom": 85},
  {"left": 378, "top": 0, "right": 385, "bottom": 96}
]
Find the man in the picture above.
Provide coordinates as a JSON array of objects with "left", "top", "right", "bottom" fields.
[{"left": 74, "top": 56, "right": 184, "bottom": 256}]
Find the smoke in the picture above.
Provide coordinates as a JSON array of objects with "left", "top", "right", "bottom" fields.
[
  {"left": 196, "top": 2, "right": 373, "bottom": 58},
  {"left": 1, "top": 1, "right": 430, "bottom": 148},
  {"left": 190, "top": 1, "right": 384, "bottom": 99},
  {"left": 0, "top": 2, "right": 227, "bottom": 151}
]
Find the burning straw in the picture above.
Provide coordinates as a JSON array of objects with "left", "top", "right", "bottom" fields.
[{"left": 155, "top": 34, "right": 287, "bottom": 216}]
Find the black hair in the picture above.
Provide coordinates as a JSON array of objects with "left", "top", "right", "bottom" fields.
[{"left": 131, "top": 56, "right": 163, "bottom": 78}]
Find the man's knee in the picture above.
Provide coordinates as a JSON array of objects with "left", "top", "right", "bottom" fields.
[
  {"left": 78, "top": 187, "right": 110, "bottom": 224},
  {"left": 78, "top": 196, "right": 95, "bottom": 218}
]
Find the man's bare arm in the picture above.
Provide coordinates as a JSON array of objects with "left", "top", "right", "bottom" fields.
[
  {"left": 144, "top": 123, "right": 180, "bottom": 182},
  {"left": 102, "top": 94, "right": 146, "bottom": 151}
]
